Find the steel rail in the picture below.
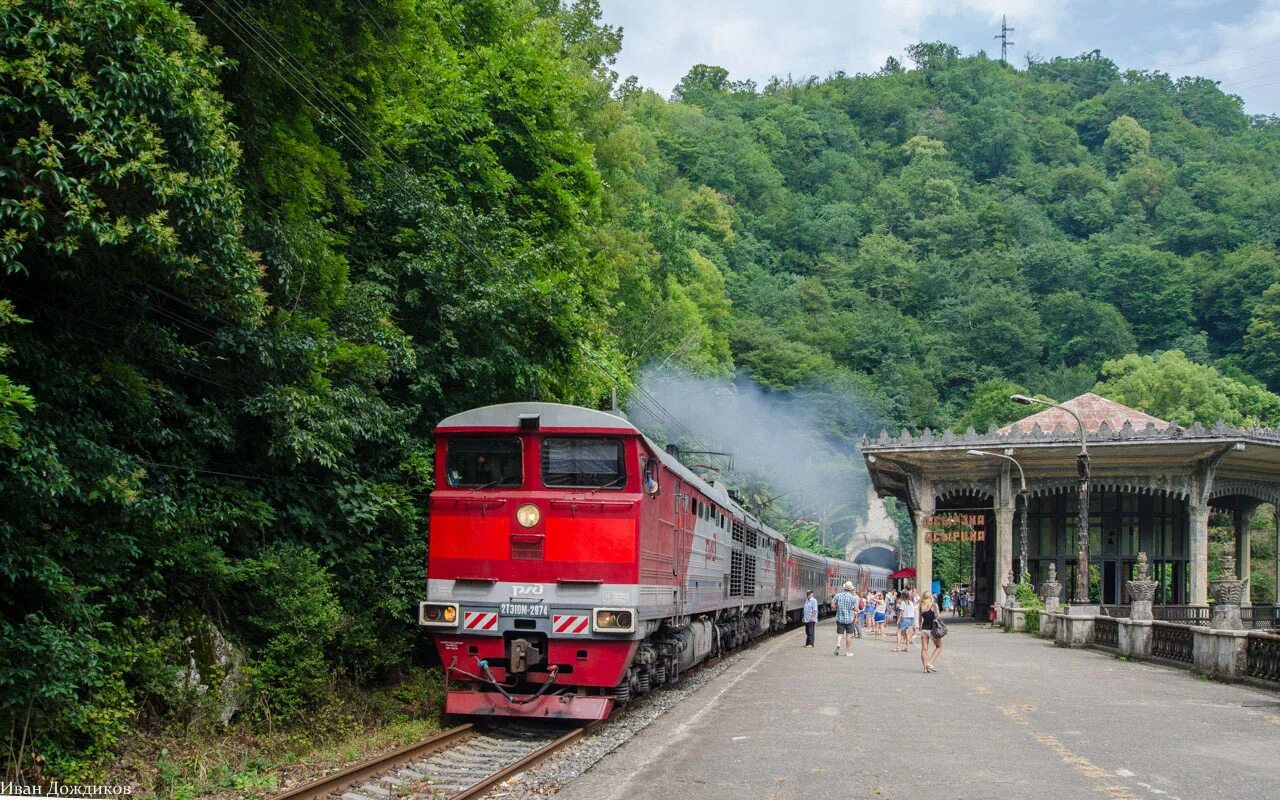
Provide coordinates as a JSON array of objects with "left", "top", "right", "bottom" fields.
[
  {"left": 446, "top": 723, "right": 594, "bottom": 800},
  {"left": 269, "top": 722, "right": 475, "bottom": 800}
]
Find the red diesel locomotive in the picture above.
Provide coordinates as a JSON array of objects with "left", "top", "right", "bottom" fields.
[{"left": 418, "top": 402, "right": 890, "bottom": 720}]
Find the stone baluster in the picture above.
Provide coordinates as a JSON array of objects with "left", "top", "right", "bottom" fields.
[
  {"left": 1210, "top": 553, "right": 1246, "bottom": 630},
  {"left": 1127, "top": 552, "right": 1157, "bottom": 621}
]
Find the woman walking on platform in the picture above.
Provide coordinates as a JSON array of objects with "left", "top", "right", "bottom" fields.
[{"left": 919, "top": 593, "right": 942, "bottom": 673}]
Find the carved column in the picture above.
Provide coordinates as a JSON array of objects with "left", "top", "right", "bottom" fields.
[
  {"left": 995, "top": 505, "right": 1014, "bottom": 607},
  {"left": 911, "top": 479, "right": 934, "bottom": 596},
  {"left": 1189, "top": 502, "right": 1210, "bottom": 606},
  {"left": 1234, "top": 502, "right": 1258, "bottom": 606},
  {"left": 1210, "top": 554, "right": 1246, "bottom": 630}
]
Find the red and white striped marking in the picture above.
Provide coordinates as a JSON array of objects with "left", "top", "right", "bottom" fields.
[
  {"left": 552, "top": 614, "right": 590, "bottom": 635},
  {"left": 462, "top": 611, "right": 499, "bottom": 631}
]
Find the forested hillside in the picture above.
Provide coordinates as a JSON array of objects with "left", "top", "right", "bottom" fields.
[
  {"left": 617, "top": 44, "right": 1280, "bottom": 432},
  {"left": 6, "top": 0, "right": 1280, "bottom": 787}
]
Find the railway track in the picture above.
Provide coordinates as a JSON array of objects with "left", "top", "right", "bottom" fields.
[{"left": 270, "top": 721, "right": 588, "bottom": 800}]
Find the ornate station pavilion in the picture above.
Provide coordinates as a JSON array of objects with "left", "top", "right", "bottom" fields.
[{"left": 861, "top": 393, "right": 1280, "bottom": 616}]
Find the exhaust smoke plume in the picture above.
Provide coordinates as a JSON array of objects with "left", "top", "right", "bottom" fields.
[{"left": 627, "top": 366, "right": 891, "bottom": 553}]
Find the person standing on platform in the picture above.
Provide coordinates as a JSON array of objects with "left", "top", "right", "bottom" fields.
[
  {"left": 851, "top": 590, "right": 864, "bottom": 639},
  {"left": 832, "top": 581, "right": 858, "bottom": 657},
  {"left": 895, "top": 591, "right": 917, "bottom": 651},
  {"left": 874, "top": 592, "right": 887, "bottom": 639},
  {"left": 802, "top": 589, "right": 818, "bottom": 648},
  {"left": 919, "top": 593, "right": 942, "bottom": 673}
]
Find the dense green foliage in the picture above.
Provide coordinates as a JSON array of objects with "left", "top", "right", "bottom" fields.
[
  {"left": 1, "top": 0, "right": 631, "bottom": 779},
  {"left": 610, "top": 48, "right": 1280, "bottom": 431},
  {"left": 9, "top": 0, "right": 1280, "bottom": 782}
]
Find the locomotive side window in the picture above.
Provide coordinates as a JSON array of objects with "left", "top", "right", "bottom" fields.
[
  {"left": 542, "top": 437, "right": 627, "bottom": 488},
  {"left": 445, "top": 437, "right": 523, "bottom": 487}
]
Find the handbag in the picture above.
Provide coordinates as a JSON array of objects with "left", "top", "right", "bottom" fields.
[{"left": 932, "top": 618, "right": 948, "bottom": 639}]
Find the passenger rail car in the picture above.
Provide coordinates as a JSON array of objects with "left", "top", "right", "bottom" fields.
[{"left": 419, "top": 403, "right": 891, "bottom": 720}]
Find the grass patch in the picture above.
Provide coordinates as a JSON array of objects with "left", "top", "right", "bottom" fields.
[{"left": 108, "top": 668, "right": 445, "bottom": 799}]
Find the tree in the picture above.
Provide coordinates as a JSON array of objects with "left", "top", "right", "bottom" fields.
[
  {"left": 954, "top": 378, "right": 1029, "bottom": 432},
  {"left": 1039, "top": 291, "right": 1137, "bottom": 366},
  {"left": 1243, "top": 283, "right": 1280, "bottom": 390},
  {"left": 1095, "top": 351, "right": 1280, "bottom": 427},
  {"left": 1103, "top": 114, "right": 1151, "bottom": 170},
  {"left": 1091, "top": 245, "right": 1194, "bottom": 349}
]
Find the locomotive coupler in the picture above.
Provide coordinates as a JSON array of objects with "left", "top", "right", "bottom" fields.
[{"left": 508, "top": 637, "right": 543, "bottom": 673}]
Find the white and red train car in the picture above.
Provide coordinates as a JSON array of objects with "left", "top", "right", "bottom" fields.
[{"left": 419, "top": 402, "right": 890, "bottom": 720}]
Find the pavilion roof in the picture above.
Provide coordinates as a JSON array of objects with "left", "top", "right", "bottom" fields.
[
  {"left": 860, "top": 392, "right": 1280, "bottom": 453},
  {"left": 998, "top": 393, "right": 1171, "bottom": 435}
]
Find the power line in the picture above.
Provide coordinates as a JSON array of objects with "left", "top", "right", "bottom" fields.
[{"left": 1157, "top": 36, "right": 1280, "bottom": 72}]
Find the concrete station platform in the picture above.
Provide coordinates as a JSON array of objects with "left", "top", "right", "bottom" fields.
[{"left": 559, "top": 619, "right": 1280, "bottom": 800}]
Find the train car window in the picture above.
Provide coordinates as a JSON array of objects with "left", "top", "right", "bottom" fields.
[
  {"left": 542, "top": 437, "right": 627, "bottom": 488},
  {"left": 445, "top": 437, "right": 522, "bottom": 487}
]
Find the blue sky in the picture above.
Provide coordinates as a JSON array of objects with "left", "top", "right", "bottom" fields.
[{"left": 598, "top": 0, "right": 1280, "bottom": 114}]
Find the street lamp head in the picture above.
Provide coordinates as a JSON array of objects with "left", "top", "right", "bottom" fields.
[
  {"left": 1010, "top": 394, "right": 1035, "bottom": 405},
  {"left": 966, "top": 449, "right": 988, "bottom": 457}
]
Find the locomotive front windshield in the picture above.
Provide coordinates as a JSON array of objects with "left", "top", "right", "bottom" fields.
[
  {"left": 445, "top": 437, "right": 523, "bottom": 487},
  {"left": 541, "top": 437, "right": 626, "bottom": 488}
]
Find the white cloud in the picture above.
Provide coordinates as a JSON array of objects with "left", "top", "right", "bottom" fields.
[
  {"left": 601, "top": 0, "right": 1079, "bottom": 96},
  {"left": 1146, "top": 1, "right": 1280, "bottom": 114}
]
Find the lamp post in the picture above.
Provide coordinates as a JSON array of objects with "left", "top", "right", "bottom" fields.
[
  {"left": 967, "top": 449, "right": 1029, "bottom": 586},
  {"left": 1012, "top": 394, "right": 1090, "bottom": 604}
]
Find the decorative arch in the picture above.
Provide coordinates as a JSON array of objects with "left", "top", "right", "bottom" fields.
[
  {"left": 1027, "top": 476, "right": 1193, "bottom": 501},
  {"left": 934, "top": 482, "right": 995, "bottom": 503},
  {"left": 1208, "top": 478, "right": 1280, "bottom": 508}
]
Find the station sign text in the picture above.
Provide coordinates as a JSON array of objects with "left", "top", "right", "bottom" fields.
[{"left": 923, "top": 513, "right": 986, "bottom": 543}]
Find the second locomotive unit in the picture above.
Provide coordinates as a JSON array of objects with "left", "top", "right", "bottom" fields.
[{"left": 419, "top": 402, "right": 890, "bottom": 720}]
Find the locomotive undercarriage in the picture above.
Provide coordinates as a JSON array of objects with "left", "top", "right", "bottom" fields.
[
  {"left": 451, "top": 600, "right": 790, "bottom": 717},
  {"left": 609, "top": 601, "right": 787, "bottom": 707}
]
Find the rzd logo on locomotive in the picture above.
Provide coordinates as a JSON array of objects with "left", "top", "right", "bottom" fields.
[{"left": 512, "top": 584, "right": 544, "bottom": 597}]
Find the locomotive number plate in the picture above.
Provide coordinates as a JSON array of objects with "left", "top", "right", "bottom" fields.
[{"left": 500, "top": 603, "right": 548, "bottom": 617}]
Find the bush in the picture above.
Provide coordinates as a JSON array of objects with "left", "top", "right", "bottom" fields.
[
  {"left": 230, "top": 546, "right": 341, "bottom": 724},
  {"left": 1015, "top": 581, "right": 1044, "bottom": 610},
  {"left": 1024, "top": 609, "right": 1041, "bottom": 633}
]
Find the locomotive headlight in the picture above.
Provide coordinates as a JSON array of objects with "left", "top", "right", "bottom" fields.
[
  {"left": 419, "top": 602, "right": 459, "bottom": 627},
  {"left": 593, "top": 607, "right": 637, "bottom": 633},
  {"left": 516, "top": 503, "right": 540, "bottom": 528}
]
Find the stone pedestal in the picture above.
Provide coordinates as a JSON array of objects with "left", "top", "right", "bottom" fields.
[
  {"left": 1193, "top": 627, "right": 1249, "bottom": 679},
  {"left": 1008, "top": 607, "right": 1027, "bottom": 632},
  {"left": 1056, "top": 605, "right": 1096, "bottom": 647},
  {"left": 1117, "top": 619, "right": 1152, "bottom": 659},
  {"left": 1040, "top": 563, "right": 1062, "bottom": 613},
  {"left": 1209, "top": 554, "right": 1246, "bottom": 631},
  {"left": 1127, "top": 552, "right": 1157, "bottom": 622}
]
